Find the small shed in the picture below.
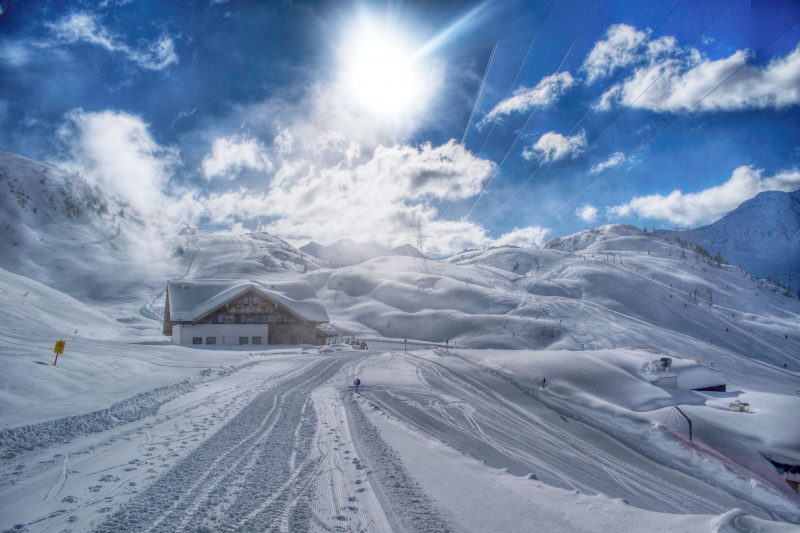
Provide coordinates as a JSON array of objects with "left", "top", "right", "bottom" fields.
[{"left": 729, "top": 400, "right": 749, "bottom": 412}]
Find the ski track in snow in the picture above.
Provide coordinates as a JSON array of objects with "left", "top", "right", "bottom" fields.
[
  {"left": 345, "top": 387, "right": 454, "bottom": 533},
  {"left": 92, "top": 357, "right": 351, "bottom": 532},
  {"left": 357, "top": 351, "right": 771, "bottom": 518}
]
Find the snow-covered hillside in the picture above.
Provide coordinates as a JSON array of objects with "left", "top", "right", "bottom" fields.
[
  {"left": 0, "top": 151, "right": 322, "bottom": 327},
  {"left": 1, "top": 153, "right": 800, "bottom": 531},
  {"left": 662, "top": 189, "right": 800, "bottom": 280},
  {"left": 300, "top": 238, "right": 424, "bottom": 267},
  {"left": 308, "top": 225, "right": 800, "bottom": 370}
]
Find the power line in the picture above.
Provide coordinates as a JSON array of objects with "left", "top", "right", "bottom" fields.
[
  {"left": 566, "top": 0, "right": 684, "bottom": 138},
  {"left": 439, "top": 1, "right": 554, "bottom": 220},
  {"left": 471, "top": 0, "right": 685, "bottom": 225},
  {"left": 477, "top": 0, "right": 735, "bottom": 230},
  {"left": 519, "top": 14, "right": 800, "bottom": 230},
  {"left": 460, "top": 42, "right": 499, "bottom": 146},
  {"left": 460, "top": 1, "right": 513, "bottom": 147},
  {"left": 461, "top": 40, "right": 576, "bottom": 220},
  {"left": 485, "top": 63, "right": 669, "bottom": 227},
  {"left": 475, "top": 0, "right": 555, "bottom": 157}
]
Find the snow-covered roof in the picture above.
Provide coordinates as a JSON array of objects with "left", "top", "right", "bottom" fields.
[
  {"left": 167, "top": 279, "right": 329, "bottom": 323},
  {"left": 315, "top": 322, "right": 338, "bottom": 336}
]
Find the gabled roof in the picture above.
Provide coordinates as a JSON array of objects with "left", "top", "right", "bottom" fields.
[{"left": 166, "top": 279, "right": 329, "bottom": 323}]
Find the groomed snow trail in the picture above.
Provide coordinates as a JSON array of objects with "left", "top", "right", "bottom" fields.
[{"left": 93, "top": 357, "right": 350, "bottom": 532}]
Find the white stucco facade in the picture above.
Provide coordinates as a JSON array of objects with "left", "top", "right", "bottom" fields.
[{"left": 172, "top": 323, "right": 268, "bottom": 346}]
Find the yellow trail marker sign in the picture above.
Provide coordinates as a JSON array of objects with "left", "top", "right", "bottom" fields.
[{"left": 53, "top": 339, "right": 66, "bottom": 366}]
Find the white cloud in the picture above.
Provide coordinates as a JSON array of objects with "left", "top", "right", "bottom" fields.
[
  {"left": 202, "top": 136, "right": 272, "bottom": 180},
  {"left": 480, "top": 72, "right": 574, "bottom": 125},
  {"left": 495, "top": 226, "right": 550, "bottom": 248},
  {"left": 589, "top": 151, "right": 627, "bottom": 174},
  {"left": 576, "top": 204, "right": 598, "bottom": 223},
  {"left": 582, "top": 24, "right": 649, "bottom": 83},
  {"left": 609, "top": 165, "right": 800, "bottom": 225},
  {"left": 58, "top": 109, "right": 179, "bottom": 215},
  {"left": 591, "top": 23, "right": 800, "bottom": 112},
  {"left": 0, "top": 41, "right": 35, "bottom": 67},
  {"left": 261, "top": 138, "right": 498, "bottom": 255},
  {"left": 47, "top": 13, "right": 178, "bottom": 70},
  {"left": 524, "top": 130, "right": 587, "bottom": 163}
]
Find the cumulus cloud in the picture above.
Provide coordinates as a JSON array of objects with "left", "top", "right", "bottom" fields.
[
  {"left": 58, "top": 109, "right": 179, "bottom": 215},
  {"left": 494, "top": 226, "right": 550, "bottom": 248},
  {"left": 202, "top": 136, "right": 272, "bottom": 180},
  {"left": 589, "top": 23, "right": 800, "bottom": 112},
  {"left": 608, "top": 165, "right": 800, "bottom": 225},
  {"left": 261, "top": 138, "right": 498, "bottom": 255},
  {"left": 523, "top": 130, "right": 587, "bottom": 163},
  {"left": 575, "top": 204, "right": 598, "bottom": 223},
  {"left": 480, "top": 72, "right": 575, "bottom": 126},
  {"left": 47, "top": 12, "right": 178, "bottom": 70},
  {"left": 582, "top": 24, "right": 649, "bottom": 83},
  {"left": 589, "top": 152, "right": 628, "bottom": 174}
]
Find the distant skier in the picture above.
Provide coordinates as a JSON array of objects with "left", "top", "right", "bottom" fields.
[
  {"left": 541, "top": 377, "right": 546, "bottom": 388},
  {"left": 354, "top": 378, "right": 361, "bottom": 393}
]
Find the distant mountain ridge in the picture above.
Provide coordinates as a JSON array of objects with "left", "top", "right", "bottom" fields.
[
  {"left": 662, "top": 189, "right": 800, "bottom": 279},
  {"left": 300, "top": 238, "right": 424, "bottom": 267},
  {"left": 0, "top": 151, "right": 322, "bottom": 312}
]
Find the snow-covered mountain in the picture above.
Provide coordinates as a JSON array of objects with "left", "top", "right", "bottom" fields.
[
  {"left": 0, "top": 151, "right": 321, "bottom": 323},
  {"left": 662, "top": 189, "right": 800, "bottom": 279},
  {"left": 300, "top": 238, "right": 424, "bottom": 267},
  {"left": 2, "top": 155, "right": 800, "bottom": 530}
]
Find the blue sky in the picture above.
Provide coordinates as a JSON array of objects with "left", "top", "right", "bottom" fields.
[{"left": 1, "top": 0, "right": 799, "bottom": 254}]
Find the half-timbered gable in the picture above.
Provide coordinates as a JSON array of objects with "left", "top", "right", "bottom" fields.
[{"left": 163, "top": 280, "right": 336, "bottom": 347}]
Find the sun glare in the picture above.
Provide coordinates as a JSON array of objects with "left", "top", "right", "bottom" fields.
[{"left": 339, "top": 14, "right": 436, "bottom": 122}]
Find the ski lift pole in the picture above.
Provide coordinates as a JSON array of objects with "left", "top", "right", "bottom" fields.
[{"left": 674, "top": 406, "right": 692, "bottom": 442}]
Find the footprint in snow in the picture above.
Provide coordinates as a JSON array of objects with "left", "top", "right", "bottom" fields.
[
  {"left": 61, "top": 495, "right": 77, "bottom": 503},
  {"left": 88, "top": 485, "right": 102, "bottom": 493},
  {"left": 99, "top": 475, "right": 120, "bottom": 482}
]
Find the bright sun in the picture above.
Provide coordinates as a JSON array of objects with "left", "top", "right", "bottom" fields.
[{"left": 339, "top": 14, "right": 436, "bottom": 121}]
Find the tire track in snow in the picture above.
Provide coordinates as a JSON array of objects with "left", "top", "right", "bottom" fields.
[
  {"left": 346, "top": 389, "right": 454, "bottom": 533},
  {"left": 93, "top": 357, "right": 348, "bottom": 532}
]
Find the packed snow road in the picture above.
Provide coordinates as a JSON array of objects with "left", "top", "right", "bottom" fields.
[
  {"left": 0, "top": 351, "right": 450, "bottom": 532},
  {"left": 2, "top": 348, "right": 797, "bottom": 532}
]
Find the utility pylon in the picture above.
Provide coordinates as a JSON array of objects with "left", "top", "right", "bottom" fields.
[{"left": 411, "top": 221, "right": 426, "bottom": 255}]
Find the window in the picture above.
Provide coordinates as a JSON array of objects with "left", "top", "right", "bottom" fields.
[
  {"left": 235, "top": 314, "right": 242, "bottom": 324},
  {"left": 277, "top": 313, "right": 289, "bottom": 324},
  {"left": 211, "top": 314, "right": 223, "bottom": 324},
  {"left": 206, "top": 337, "right": 216, "bottom": 345},
  {"left": 239, "top": 336, "right": 249, "bottom": 345},
  {"left": 252, "top": 296, "right": 260, "bottom": 305},
  {"left": 192, "top": 337, "right": 202, "bottom": 345},
  {"left": 252, "top": 336, "right": 262, "bottom": 344}
]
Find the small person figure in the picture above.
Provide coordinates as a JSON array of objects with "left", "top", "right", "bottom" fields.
[
  {"left": 354, "top": 378, "right": 361, "bottom": 393},
  {"left": 542, "top": 377, "right": 546, "bottom": 388}
]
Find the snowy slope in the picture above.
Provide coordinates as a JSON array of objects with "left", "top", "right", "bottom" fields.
[
  {"left": 300, "top": 238, "right": 423, "bottom": 267},
  {"left": 662, "top": 189, "right": 800, "bottom": 279},
  {"left": 306, "top": 226, "right": 800, "bottom": 370},
  {"left": 1, "top": 152, "right": 800, "bottom": 531},
  {"left": 0, "top": 150, "right": 177, "bottom": 304},
  {"left": 0, "top": 151, "right": 322, "bottom": 327}
]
